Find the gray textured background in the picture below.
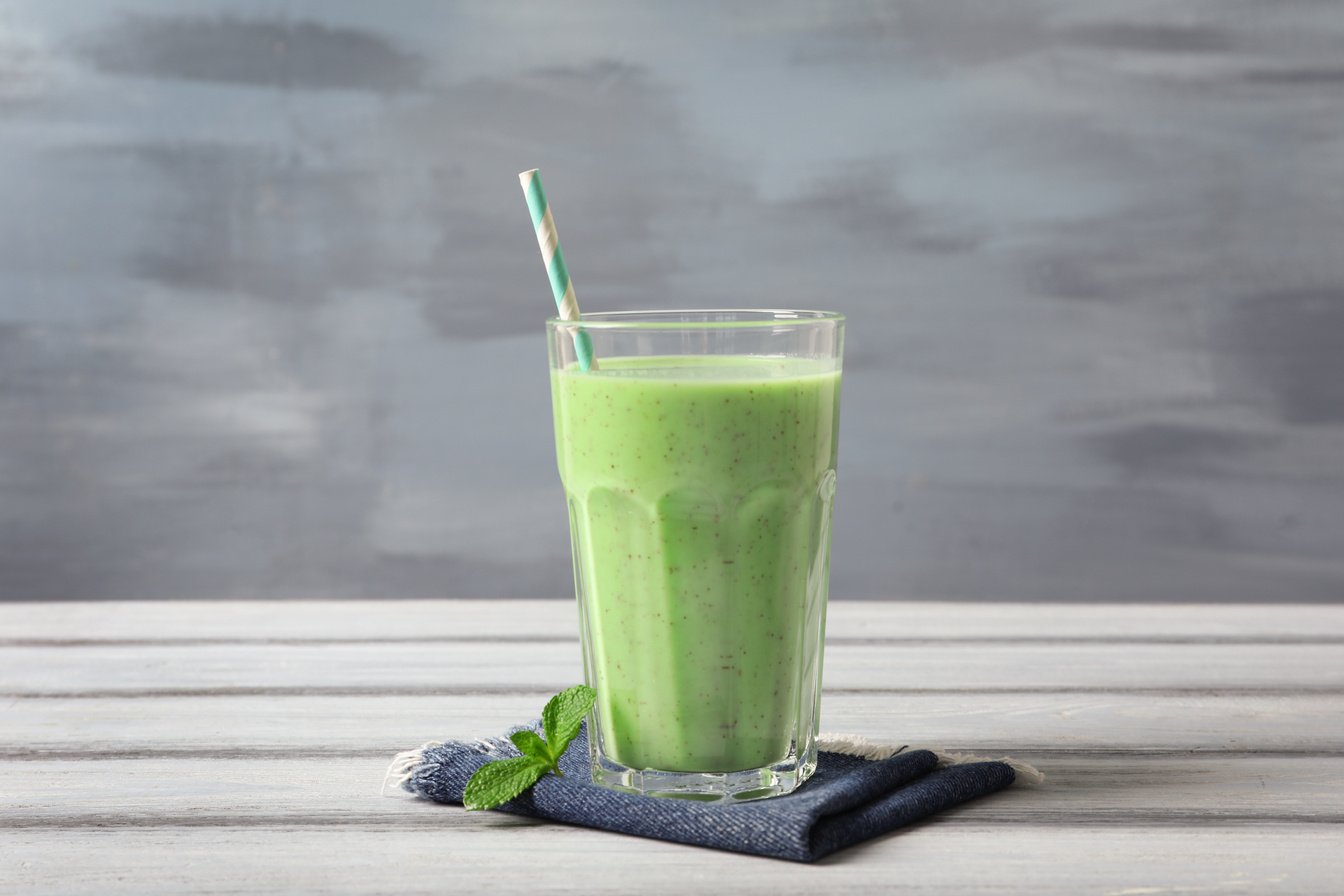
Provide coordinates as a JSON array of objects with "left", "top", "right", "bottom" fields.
[{"left": 2, "top": 1, "right": 1342, "bottom": 601}]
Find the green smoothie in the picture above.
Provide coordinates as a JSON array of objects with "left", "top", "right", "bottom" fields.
[{"left": 551, "top": 355, "right": 841, "bottom": 773}]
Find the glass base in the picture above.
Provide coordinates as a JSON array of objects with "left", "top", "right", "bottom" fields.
[{"left": 589, "top": 742, "right": 818, "bottom": 802}]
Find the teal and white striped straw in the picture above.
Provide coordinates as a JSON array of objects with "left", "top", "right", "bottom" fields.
[{"left": 519, "top": 168, "right": 596, "bottom": 371}]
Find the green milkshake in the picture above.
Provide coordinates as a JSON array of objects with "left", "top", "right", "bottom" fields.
[{"left": 551, "top": 355, "right": 841, "bottom": 774}]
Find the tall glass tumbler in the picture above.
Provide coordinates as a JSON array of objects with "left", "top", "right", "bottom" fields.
[{"left": 548, "top": 310, "right": 844, "bottom": 801}]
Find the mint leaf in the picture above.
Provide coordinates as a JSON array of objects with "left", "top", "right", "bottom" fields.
[
  {"left": 461, "top": 684, "right": 596, "bottom": 811},
  {"left": 509, "top": 729, "right": 556, "bottom": 772},
  {"left": 542, "top": 684, "right": 596, "bottom": 761},
  {"left": 462, "top": 756, "right": 547, "bottom": 811}
]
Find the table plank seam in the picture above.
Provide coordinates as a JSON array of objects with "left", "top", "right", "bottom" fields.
[
  {"left": 5, "top": 813, "right": 1343, "bottom": 830},
  {"left": 7, "top": 747, "right": 1344, "bottom": 761},
  {"left": 6, "top": 685, "right": 1342, "bottom": 699},
  {"left": 9, "top": 635, "right": 1344, "bottom": 647}
]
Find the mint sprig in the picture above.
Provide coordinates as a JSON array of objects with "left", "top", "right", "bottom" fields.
[
  {"left": 462, "top": 684, "right": 596, "bottom": 811},
  {"left": 461, "top": 756, "right": 548, "bottom": 809}
]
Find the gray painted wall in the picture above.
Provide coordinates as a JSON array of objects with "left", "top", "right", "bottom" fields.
[{"left": 2, "top": 1, "right": 1342, "bottom": 601}]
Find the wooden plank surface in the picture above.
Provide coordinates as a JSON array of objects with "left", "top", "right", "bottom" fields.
[
  {"left": 7, "top": 693, "right": 1344, "bottom": 755},
  {"left": 2, "top": 600, "right": 1342, "bottom": 894},
  {"left": 5, "top": 640, "right": 1344, "bottom": 695},
  {"left": 6, "top": 599, "right": 1344, "bottom": 640},
  {"left": 6, "top": 755, "right": 1343, "bottom": 825},
  {"left": 2, "top": 828, "right": 1339, "bottom": 895}
]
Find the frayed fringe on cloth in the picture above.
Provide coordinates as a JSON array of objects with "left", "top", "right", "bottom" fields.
[
  {"left": 817, "top": 733, "right": 1045, "bottom": 784},
  {"left": 381, "top": 731, "right": 528, "bottom": 795},
  {"left": 383, "top": 733, "right": 1043, "bottom": 795},
  {"left": 382, "top": 741, "right": 439, "bottom": 796},
  {"left": 384, "top": 730, "right": 524, "bottom": 795}
]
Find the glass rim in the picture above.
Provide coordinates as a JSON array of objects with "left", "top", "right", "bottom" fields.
[{"left": 545, "top": 309, "right": 844, "bottom": 329}]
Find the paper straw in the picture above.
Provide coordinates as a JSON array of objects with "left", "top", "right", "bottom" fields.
[{"left": 519, "top": 169, "right": 596, "bottom": 371}]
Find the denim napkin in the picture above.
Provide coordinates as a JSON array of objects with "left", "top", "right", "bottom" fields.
[{"left": 387, "top": 722, "right": 1036, "bottom": 862}]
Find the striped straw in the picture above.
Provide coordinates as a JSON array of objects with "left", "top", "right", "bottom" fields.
[{"left": 519, "top": 169, "right": 596, "bottom": 371}]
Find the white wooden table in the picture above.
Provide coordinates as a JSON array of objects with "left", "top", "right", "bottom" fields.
[{"left": 3, "top": 600, "right": 1342, "bottom": 893}]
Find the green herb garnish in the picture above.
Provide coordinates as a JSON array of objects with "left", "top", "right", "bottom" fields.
[{"left": 462, "top": 684, "right": 596, "bottom": 811}]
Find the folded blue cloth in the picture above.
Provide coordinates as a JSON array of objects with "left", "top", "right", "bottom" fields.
[{"left": 389, "top": 722, "right": 1028, "bottom": 862}]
